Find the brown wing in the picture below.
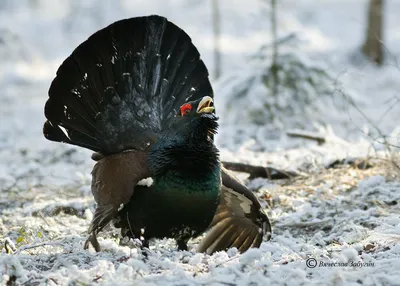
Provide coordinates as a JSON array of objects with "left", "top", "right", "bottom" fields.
[
  {"left": 198, "top": 167, "right": 271, "bottom": 254},
  {"left": 84, "top": 150, "right": 150, "bottom": 251}
]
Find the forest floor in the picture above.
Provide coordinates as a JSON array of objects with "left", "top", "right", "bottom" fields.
[{"left": 1, "top": 140, "right": 400, "bottom": 285}]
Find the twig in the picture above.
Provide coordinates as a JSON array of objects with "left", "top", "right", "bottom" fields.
[
  {"left": 333, "top": 81, "right": 400, "bottom": 170},
  {"left": 276, "top": 218, "right": 333, "bottom": 229},
  {"left": 326, "top": 157, "right": 373, "bottom": 170},
  {"left": 222, "top": 162, "right": 299, "bottom": 179},
  {"left": 38, "top": 211, "right": 51, "bottom": 226},
  {"left": 93, "top": 275, "right": 103, "bottom": 282},
  {"left": 286, "top": 130, "right": 326, "bottom": 145},
  {"left": 14, "top": 241, "right": 64, "bottom": 255},
  {"left": 48, "top": 278, "right": 58, "bottom": 285},
  {"left": 215, "top": 255, "right": 240, "bottom": 267}
]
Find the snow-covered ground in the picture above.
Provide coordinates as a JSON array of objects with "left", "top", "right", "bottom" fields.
[{"left": 1, "top": 1, "right": 400, "bottom": 285}]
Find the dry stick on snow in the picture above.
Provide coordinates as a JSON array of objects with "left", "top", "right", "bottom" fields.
[
  {"left": 275, "top": 218, "right": 333, "bottom": 229},
  {"left": 222, "top": 162, "right": 299, "bottom": 179},
  {"left": 286, "top": 130, "right": 326, "bottom": 145},
  {"left": 215, "top": 255, "right": 240, "bottom": 267},
  {"left": 93, "top": 275, "right": 103, "bottom": 282},
  {"left": 14, "top": 241, "right": 64, "bottom": 255}
]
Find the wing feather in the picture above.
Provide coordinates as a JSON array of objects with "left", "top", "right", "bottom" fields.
[
  {"left": 84, "top": 150, "right": 151, "bottom": 251},
  {"left": 198, "top": 167, "right": 271, "bottom": 254}
]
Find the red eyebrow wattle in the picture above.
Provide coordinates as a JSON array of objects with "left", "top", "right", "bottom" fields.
[{"left": 180, "top": 103, "right": 192, "bottom": 115}]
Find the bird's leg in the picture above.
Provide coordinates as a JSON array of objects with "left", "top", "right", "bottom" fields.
[
  {"left": 176, "top": 239, "right": 188, "bottom": 251},
  {"left": 83, "top": 232, "right": 101, "bottom": 252},
  {"left": 140, "top": 239, "right": 150, "bottom": 258}
]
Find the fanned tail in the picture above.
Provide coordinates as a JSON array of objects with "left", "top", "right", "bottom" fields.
[
  {"left": 44, "top": 15, "right": 213, "bottom": 155},
  {"left": 44, "top": 15, "right": 213, "bottom": 252}
]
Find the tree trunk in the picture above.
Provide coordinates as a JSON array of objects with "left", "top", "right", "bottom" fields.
[
  {"left": 212, "top": 0, "right": 221, "bottom": 79},
  {"left": 362, "top": 0, "right": 384, "bottom": 65},
  {"left": 270, "top": 0, "right": 279, "bottom": 97}
]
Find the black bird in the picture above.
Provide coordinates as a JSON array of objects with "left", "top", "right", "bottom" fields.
[{"left": 43, "top": 15, "right": 271, "bottom": 254}]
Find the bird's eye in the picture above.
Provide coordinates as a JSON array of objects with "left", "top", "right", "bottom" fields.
[{"left": 180, "top": 103, "right": 192, "bottom": 116}]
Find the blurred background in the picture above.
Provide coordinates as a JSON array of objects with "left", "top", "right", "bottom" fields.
[{"left": 0, "top": 0, "right": 399, "bottom": 153}]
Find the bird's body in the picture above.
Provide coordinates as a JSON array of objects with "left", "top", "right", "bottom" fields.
[
  {"left": 118, "top": 178, "right": 220, "bottom": 249},
  {"left": 43, "top": 15, "right": 271, "bottom": 253},
  {"left": 117, "top": 110, "right": 222, "bottom": 249}
]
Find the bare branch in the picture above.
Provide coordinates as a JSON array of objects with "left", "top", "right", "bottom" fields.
[
  {"left": 286, "top": 130, "right": 326, "bottom": 145},
  {"left": 15, "top": 240, "right": 64, "bottom": 255},
  {"left": 222, "top": 161, "right": 299, "bottom": 179}
]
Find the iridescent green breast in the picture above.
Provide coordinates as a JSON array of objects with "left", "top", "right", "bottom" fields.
[{"left": 152, "top": 164, "right": 221, "bottom": 199}]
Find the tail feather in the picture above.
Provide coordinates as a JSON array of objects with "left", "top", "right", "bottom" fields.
[{"left": 44, "top": 15, "right": 212, "bottom": 154}]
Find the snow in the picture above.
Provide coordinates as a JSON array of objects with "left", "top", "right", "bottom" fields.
[
  {"left": 137, "top": 178, "right": 154, "bottom": 187},
  {"left": 1, "top": 0, "right": 400, "bottom": 285}
]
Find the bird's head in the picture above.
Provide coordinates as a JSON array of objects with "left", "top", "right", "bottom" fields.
[
  {"left": 168, "top": 96, "right": 218, "bottom": 142},
  {"left": 149, "top": 96, "right": 219, "bottom": 177},
  {"left": 179, "top": 96, "right": 215, "bottom": 117}
]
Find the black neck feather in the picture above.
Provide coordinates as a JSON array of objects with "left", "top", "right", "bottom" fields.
[{"left": 148, "top": 114, "right": 219, "bottom": 179}]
